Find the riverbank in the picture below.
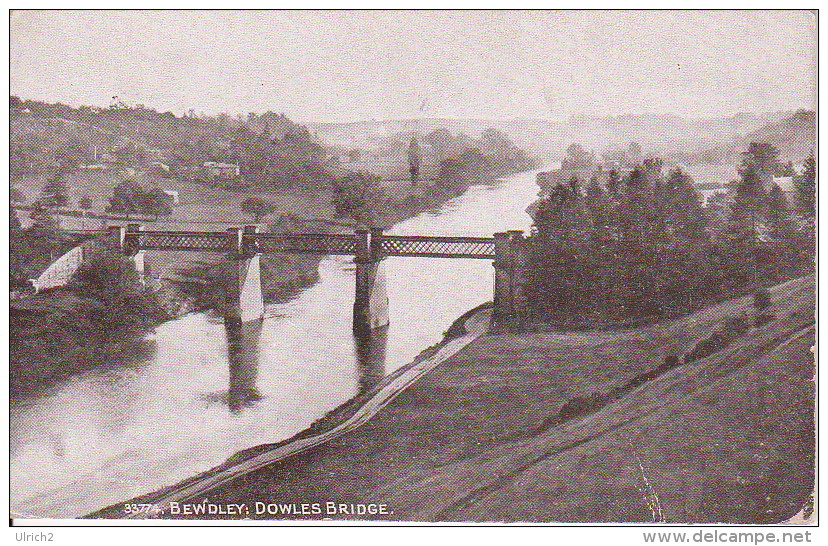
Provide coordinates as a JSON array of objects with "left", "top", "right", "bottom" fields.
[
  {"left": 10, "top": 250, "right": 167, "bottom": 396},
  {"left": 117, "top": 275, "right": 814, "bottom": 523},
  {"left": 84, "top": 303, "right": 491, "bottom": 518}
]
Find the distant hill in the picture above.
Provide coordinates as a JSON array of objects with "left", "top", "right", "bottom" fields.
[
  {"left": 306, "top": 111, "right": 800, "bottom": 163},
  {"left": 741, "top": 109, "right": 815, "bottom": 161},
  {"left": 667, "top": 110, "right": 815, "bottom": 166}
]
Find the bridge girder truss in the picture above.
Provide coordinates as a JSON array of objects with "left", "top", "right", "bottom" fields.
[
  {"left": 63, "top": 230, "right": 497, "bottom": 259},
  {"left": 379, "top": 235, "right": 495, "bottom": 259}
]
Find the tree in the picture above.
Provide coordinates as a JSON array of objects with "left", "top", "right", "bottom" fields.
[
  {"left": 740, "top": 142, "right": 780, "bottom": 182},
  {"left": 733, "top": 164, "right": 766, "bottom": 245},
  {"left": 143, "top": 188, "right": 174, "bottom": 220},
  {"left": 563, "top": 143, "right": 591, "bottom": 169},
  {"left": 568, "top": 175, "right": 580, "bottom": 199},
  {"left": 797, "top": 152, "right": 816, "bottom": 217},
  {"left": 481, "top": 128, "right": 512, "bottom": 156},
  {"left": 408, "top": 137, "right": 421, "bottom": 186},
  {"left": 426, "top": 128, "right": 455, "bottom": 161},
  {"left": 331, "top": 172, "right": 385, "bottom": 225},
  {"left": 40, "top": 172, "right": 69, "bottom": 208},
  {"left": 607, "top": 169, "right": 621, "bottom": 199},
  {"left": 27, "top": 207, "right": 62, "bottom": 260},
  {"left": 69, "top": 244, "right": 161, "bottom": 335},
  {"left": 240, "top": 197, "right": 277, "bottom": 223},
  {"left": 766, "top": 183, "right": 794, "bottom": 240},
  {"left": 663, "top": 168, "right": 707, "bottom": 240},
  {"left": 106, "top": 180, "right": 144, "bottom": 218},
  {"left": 584, "top": 176, "right": 610, "bottom": 239},
  {"left": 642, "top": 158, "right": 663, "bottom": 182},
  {"left": 78, "top": 195, "right": 93, "bottom": 211}
]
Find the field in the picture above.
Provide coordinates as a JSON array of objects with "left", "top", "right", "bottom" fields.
[
  {"left": 168, "top": 275, "right": 815, "bottom": 523},
  {"left": 13, "top": 170, "right": 433, "bottom": 287},
  {"left": 12, "top": 171, "right": 335, "bottom": 228}
]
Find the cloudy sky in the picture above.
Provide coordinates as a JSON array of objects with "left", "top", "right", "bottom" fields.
[{"left": 10, "top": 10, "right": 817, "bottom": 122}]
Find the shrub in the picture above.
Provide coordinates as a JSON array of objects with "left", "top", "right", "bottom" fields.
[
  {"left": 557, "top": 392, "right": 606, "bottom": 421},
  {"left": 685, "top": 330, "right": 730, "bottom": 363},
  {"left": 723, "top": 315, "right": 751, "bottom": 337},
  {"left": 754, "top": 288, "right": 772, "bottom": 312},
  {"left": 659, "top": 354, "right": 681, "bottom": 373},
  {"left": 755, "top": 313, "right": 776, "bottom": 328},
  {"left": 685, "top": 314, "right": 752, "bottom": 364}
]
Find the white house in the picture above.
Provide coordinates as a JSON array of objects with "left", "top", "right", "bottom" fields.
[
  {"left": 203, "top": 161, "right": 240, "bottom": 179},
  {"left": 162, "top": 190, "right": 180, "bottom": 204}
]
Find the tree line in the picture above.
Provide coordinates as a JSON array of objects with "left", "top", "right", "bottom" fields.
[
  {"left": 527, "top": 144, "right": 815, "bottom": 326},
  {"left": 105, "top": 180, "right": 173, "bottom": 219},
  {"left": 329, "top": 128, "right": 538, "bottom": 226}
]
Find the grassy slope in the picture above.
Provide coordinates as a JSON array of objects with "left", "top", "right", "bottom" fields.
[{"left": 175, "top": 275, "right": 814, "bottom": 523}]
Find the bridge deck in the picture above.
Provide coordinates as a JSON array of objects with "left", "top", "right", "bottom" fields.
[{"left": 61, "top": 229, "right": 497, "bottom": 259}]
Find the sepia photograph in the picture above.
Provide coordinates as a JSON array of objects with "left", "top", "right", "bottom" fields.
[{"left": 8, "top": 8, "right": 817, "bottom": 533}]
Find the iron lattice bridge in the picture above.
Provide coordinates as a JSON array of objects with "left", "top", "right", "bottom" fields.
[{"left": 64, "top": 229, "right": 498, "bottom": 259}]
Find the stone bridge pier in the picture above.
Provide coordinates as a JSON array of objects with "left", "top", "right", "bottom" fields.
[
  {"left": 491, "top": 230, "right": 530, "bottom": 333},
  {"left": 225, "top": 225, "right": 265, "bottom": 325},
  {"left": 353, "top": 227, "right": 390, "bottom": 333},
  {"left": 112, "top": 224, "right": 146, "bottom": 284}
]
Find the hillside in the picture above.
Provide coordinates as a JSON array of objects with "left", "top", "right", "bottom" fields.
[
  {"left": 671, "top": 110, "right": 816, "bottom": 165},
  {"left": 741, "top": 109, "right": 816, "bottom": 161},
  {"left": 122, "top": 275, "right": 814, "bottom": 523},
  {"left": 9, "top": 97, "right": 331, "bottom": 193}
]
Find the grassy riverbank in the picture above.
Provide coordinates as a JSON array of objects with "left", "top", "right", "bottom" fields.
[
  {"left": 10, "top": 247, "right": 167, "bottom": 396},
  {"left": 135, "top": 275, "right": 814, "bottom": 523}
]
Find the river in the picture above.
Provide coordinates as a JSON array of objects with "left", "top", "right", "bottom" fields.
[{"left": 10, "top": 166, "right": 548, "bottom": 519}]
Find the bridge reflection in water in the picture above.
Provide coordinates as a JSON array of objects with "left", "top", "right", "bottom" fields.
[
  {"left": 221, "top": 312, "right": 388, "bottom": 414},
  {"left": 224, "top": 316, "right": 264, "bottom": 413},
  {"left": 354, "top": 324, "right": 388, "bottom": 394}
]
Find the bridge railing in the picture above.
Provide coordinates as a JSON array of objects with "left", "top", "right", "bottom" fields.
[
  {"left": 255, "top": 233, "right": 358, "bottom": 255},
  {"left": 136, "top": 230, "right": 230, "bottom": 252},
  {"left": 379, "top": 234, "right": 496, "bottom": 259}
]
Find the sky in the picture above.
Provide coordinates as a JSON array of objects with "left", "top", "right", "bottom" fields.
[{"left": 10, "top": 10, "right": 817, "bottom": 123}]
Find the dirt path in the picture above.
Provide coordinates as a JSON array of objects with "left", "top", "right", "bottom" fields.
[{"left": 125, "top": 308, "right": 492, "bottom": 519}]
